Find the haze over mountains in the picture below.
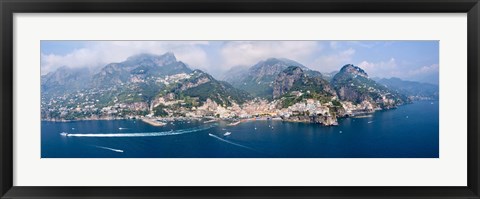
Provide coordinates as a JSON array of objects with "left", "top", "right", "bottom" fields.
[{"left": 41, "top": 52, "right": 438, "bottom": 121}]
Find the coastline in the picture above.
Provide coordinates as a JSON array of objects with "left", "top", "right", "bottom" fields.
[{"left": 41, "top": 100, "right": 435, "bottom": 125}]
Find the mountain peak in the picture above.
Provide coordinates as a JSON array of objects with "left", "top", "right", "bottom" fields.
[
  {"left": 339, "top": 64, "right": 368, "bottom": 77},
  {"left": 273, "top": 66, "right": 306, "bottom": 98},
  {"left": 225, "top": 57, "right": 312, "bottom": 98},
  {"left": 162, "top": 51, "right": 176, "bottom": 60},
  {"left": 261, "top": 57, "right": 306, "bottom": 68},
  {"left": 273, "top": 65, "right": 333, "bottom": 99},
  {"left": 283, "top": 65, "right": 304, "bottom": 75},
  {"left": 126, "top": 52, "right": 177, "bottom": 64},
  {"left": 265, "top": 57, "right": 280, "bottom": 62},
  {"left": 250, "top": 57, "right": 308, "bottom": 74}
]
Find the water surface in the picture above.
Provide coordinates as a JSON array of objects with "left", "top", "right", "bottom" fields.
[{"left": 41, "top": 100, "right": 439, "bottom": 158}]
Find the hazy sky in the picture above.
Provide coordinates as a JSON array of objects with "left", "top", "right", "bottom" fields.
[{"left": 41, "top": 41, "right": 439, "bottom": 84}]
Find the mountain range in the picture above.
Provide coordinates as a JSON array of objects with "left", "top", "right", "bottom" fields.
[
  {"left": 222, "top": 58, "right": 323, "bottom": 98},
  {"left": 376, "top": 77, "right": 439, "bottom": 100},
  {"left": 41, "top": 52, "right": 438, "bottom": 120}
]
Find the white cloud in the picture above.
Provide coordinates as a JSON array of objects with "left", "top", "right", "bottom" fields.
[
  {"left": 41, "top": 48, "right": 104, "bottom": 74},
  {"left": 219, "top": 41, "right": 319, "bottom": 70},
  {"left": 407, "top": 64, "right": 439, "bottom": 76},
  {"left": 357, "top": 58, "right": 439, "bottom": 79},
  {"left": 41, "top": 41, "right": 438, "bottom": 84},
  {"left": 357, "top": 58, "right": 438, "bottom": 83},
  {"left": 312, "top": 48, "right": 356, "bottom": 72},
  {"left": 329, "top": 41, "right": 339, "bottom": 49},
  {"left": 403, "top": 64, "right": 439, "bottom": 84},
  {"left": 358, "top": 57, "right": 397, "bottom": 77},
  {"left": 41, "top": 41, "right": 210, "bottom": 75}
]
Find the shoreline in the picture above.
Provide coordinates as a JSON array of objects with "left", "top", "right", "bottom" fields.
[{"left": 41, "top": 100, "right": 435, "bottom": 125}]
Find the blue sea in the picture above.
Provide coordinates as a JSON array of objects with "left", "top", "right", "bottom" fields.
[{"left": 41, "top": 100, "right": 439, "bottom": 158}]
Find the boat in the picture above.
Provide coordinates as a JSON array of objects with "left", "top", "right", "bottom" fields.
[
  {"left": 204, "top": 119, "right": 218, "bottom": 123},
  {"left": 60, "top": 132, "right": 68, "bottom": 136},
  {"left": 227, "top": 121, "right": 241, "bottom": 126},
  {"left": 224, "top": 132, "right": 232, "bottom": 136},
  {"left": 141, "top": 118, "right": 167, "bottom": 126},
  {"left": 352, "top": 115, "right": 373, "bottom": 118}
]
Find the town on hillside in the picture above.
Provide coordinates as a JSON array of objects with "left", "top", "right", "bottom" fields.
[{"left": 41, "top": 53, "right": 439, "bottom": 126}]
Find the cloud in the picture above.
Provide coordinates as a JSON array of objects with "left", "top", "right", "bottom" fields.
[
  {"left": 405, "top": 64, "right": 439, "bottom": 84},
  {"left": 219, "top": 41, "right": 319, "bottom": 70},
  {"left": 407, "top": 64, "right": 439, "bottom": 76},
  {"left": 41, "top": 48, "right": 101, "bottom": 75},
  {"left": 358, "top": 57, "right": 397, "bottom": 77},
  {"left": 42, "top": 41, "right": 321, "bottom": 75},
  {"left": 41, "top": 41, "right": 438, "bottom": 84},
  {"left": 41, "top": 41, "right": 210, "bottom": 75},
  {"left": 357, "top": 58, "right": 438, "bottom": 84},
  {"left": 329, "top": 41, "right": 339, "bottom": 49},
  {"left": 312, "top": 48, "right": 356, "bottom": 72}
]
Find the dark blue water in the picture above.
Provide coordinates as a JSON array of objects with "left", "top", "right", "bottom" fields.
[{"left": 41, "top": 100, "right": 439, "bottom": 158}]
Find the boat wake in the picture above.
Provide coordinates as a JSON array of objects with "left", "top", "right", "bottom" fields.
[
  {"left": 208, "top": 133, "right": 257, "bottom": 152},
  {"left": 65, "top": 125, "right": 216, "bottom": 138},
  {"left": 93, "top": 145, "right": 124, "bottom": 153}
]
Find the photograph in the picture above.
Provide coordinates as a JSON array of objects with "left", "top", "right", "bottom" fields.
[{"left": 40, "top": 40, "right": 439, "bottom": 158}]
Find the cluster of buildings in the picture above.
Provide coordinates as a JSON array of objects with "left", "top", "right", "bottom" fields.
[
  {"left": 42, "top": 85, "right": 385, "bottom": 126},
  {"left": 41, "top": 72, "right": 389, "bottom": 126},
  {"left": 148, "top": 95, "right": 343, "bottom": 126}
]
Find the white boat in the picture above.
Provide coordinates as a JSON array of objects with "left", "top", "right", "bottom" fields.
[
  {"left": 204, "top": 120, "right": 217, "bottom": 123},
  {"left": 60, "top": 132, "right": 68, "bottom": 136},
  {"left": 224, "top": 132, "right": 232, "bottom": 136},
  {"left": 227, "top": 121, "right": 241, "bottom": 126}
]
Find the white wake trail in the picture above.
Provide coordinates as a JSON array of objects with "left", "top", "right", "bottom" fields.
[
  {"left": 65, "top": 125, "right": 216, "bottom": 138},
  {"left": 208, "top": 133, "right": 257, "bottom": 152},
  {"left": 93, "top": 145, "right": 124, "bottom": 153}
]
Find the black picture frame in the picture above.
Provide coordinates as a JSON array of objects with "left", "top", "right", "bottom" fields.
[{"left": 1, "top": 0, "right": 479, "bottom": 198}]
